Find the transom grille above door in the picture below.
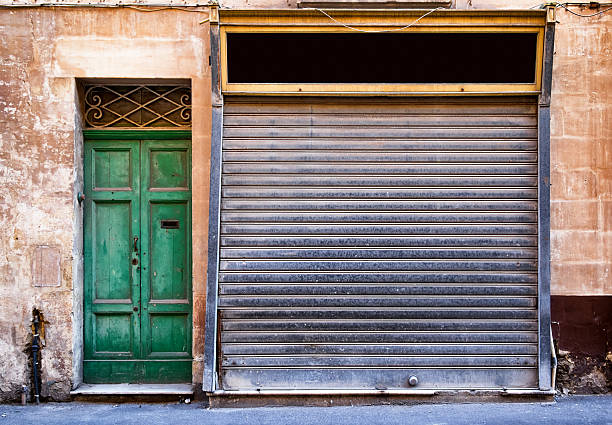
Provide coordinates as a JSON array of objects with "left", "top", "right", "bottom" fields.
[
  {"left": 216, "top": 96, "right": 540, "bottom": 391},
  {"left": 83, "top": 84, "right": 191, "bottom": 129}
]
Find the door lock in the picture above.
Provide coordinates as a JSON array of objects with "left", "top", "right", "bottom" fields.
[
  {"left": 132, "top": 258, "right": 139, "bottom": 266},
  {"left": 133, "top": 306, "right": 139, "bottom": 312}
]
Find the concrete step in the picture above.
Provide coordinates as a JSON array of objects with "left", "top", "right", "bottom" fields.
[{"left": 71, "top": 384, "right": 194, "bottom": 402}]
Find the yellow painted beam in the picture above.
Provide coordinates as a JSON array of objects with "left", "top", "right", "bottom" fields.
[{"left": 219, "top": 9, "right": 546, "bottom": 95}]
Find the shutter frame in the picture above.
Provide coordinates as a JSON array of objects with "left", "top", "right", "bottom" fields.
[{"left": 214, "top": 96, "right": 541, "bottom": 391}]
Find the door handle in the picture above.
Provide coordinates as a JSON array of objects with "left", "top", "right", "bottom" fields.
[{"left": 133, "top": 236, "right": 139, "bottom": 254}]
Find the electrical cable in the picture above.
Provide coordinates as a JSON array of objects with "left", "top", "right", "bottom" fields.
[
  {"left": 0, "top": 3, "right": 210, "bottom": 13},
  {"left": 555, "top": 2, "right": 612, "bottom": 17},
  {"left": 125, "top": 5, "right": 208, "bottom": 13},
  {"left": 530, "top": 2, "right": 612, "bottom": 16},
  {"left": 315, "top": 7, "right": 444, "bottom": 33}
]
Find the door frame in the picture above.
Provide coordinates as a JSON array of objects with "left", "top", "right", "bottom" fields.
[{"left": 82, "top": 129, "right": 193, "bottom": 384}]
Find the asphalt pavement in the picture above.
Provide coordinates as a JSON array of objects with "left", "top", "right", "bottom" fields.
[{"left": 1, "top": 395, "right": 611, "bottom": 425}]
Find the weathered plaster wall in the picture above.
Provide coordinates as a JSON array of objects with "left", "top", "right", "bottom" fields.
[
  {"left": 1, "top": 0, "right": 611, "bottom": 401},
  {"left": 457, "top": 0, "right": 612, "bottom": 299},
  {"left": 549, "top": 9, "right": 612, "bottom": 296},
  {"left": 0, "top": 8, "right": 211, "bottom": 401},
  {"left": 547, "top": 8, "right": 612, "bottom": 394},
  {"left": 0, "top": 10, "right": 75, "bottom": 400}
]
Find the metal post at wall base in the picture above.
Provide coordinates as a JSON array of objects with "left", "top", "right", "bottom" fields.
[
  {"left": 21, "top": 385, "right": 28, "bottom": 405},
  {"left": 551, "top": 325, "right": 558, "bottom": 391},
  {"left": 31, "top": 312, "right": 41, "bottom": 404}
]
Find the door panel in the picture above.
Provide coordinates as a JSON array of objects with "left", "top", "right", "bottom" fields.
[
  {"left": 85, "top": 141, "right": 140, "bottom": 363},
  {"left": 84, "top": 138, "right": 191, "bottom": 383},
  {"left": 140, "top": 141, "right": 192, "bottom": 376},
  {"left": 149, "top": 149, "right": 189, "bottom": 189},
  {"left": 93, "top": 149, "right": 132, "bottom": 190},
  {"left": 94, "top": 314, "right": 133, "bottom": 353},
  {"left": 150, "top": 314, "right": 191, "bottom": 354},
  {"left": 92, "top": 202, "right": 133, "bottom": 300},
  {"left": 149, "top": 202, "right": 189, "bottom": 301}
]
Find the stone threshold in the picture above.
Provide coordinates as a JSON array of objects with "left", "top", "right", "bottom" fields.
[{"left": 71, "top": 383, "right": 194, "bottom": 396}]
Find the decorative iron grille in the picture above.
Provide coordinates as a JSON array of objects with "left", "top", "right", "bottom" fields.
[{"left": 84, "top": 84, "right": 191, "bottom": 128}]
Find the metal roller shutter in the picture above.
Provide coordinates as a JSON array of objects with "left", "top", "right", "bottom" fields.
[{"left": 217, "top": 96, "right": 539, "bottom": 391}]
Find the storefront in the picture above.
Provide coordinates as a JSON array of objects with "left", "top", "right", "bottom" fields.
[
  {"left": 204, "top": 7, "right": 556, "bottom": 395},
  {"left": 6, "top": 1, "right": 612, "bottom": 404}
]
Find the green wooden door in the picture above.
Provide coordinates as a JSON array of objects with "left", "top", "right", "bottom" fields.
[{"left": 84, "top": 137, "right": 192, "bottom": 383}]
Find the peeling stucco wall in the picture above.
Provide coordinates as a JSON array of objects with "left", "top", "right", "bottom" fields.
[
  {"left": 0, "top": 8, "right": 211, "bottom": 401},
  {"left": 0, "top": 10, "right": 76, "bottom": 400},
  {"left": 0, "top": 0, "right": 611, "bottom": 401},
  {"left": 71, "top": 83, "right": 85, "bottom": 391},
  {"left": 547, "top": 8, "right": 612, "bottom": 393},
  {"left": 549, "top": 9, "right": 612, "bottom": 296}
]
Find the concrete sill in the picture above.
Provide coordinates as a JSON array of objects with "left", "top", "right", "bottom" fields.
[
  {"left": 209, "top": 389, "right": 438, "bottom": 396},
  {"left": 71, "top": 383, "right": 194, "bottom": 396}
]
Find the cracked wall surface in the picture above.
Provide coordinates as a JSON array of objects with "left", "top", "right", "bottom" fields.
[
  {"left": 548, "top": 8, "right": 612, "bottom": 394},
  {"left": 0, "top": 7, "right": 211, "bottom": 401},
  {"left": 0, "top": 1, "right": 610, "bottom": 401}
]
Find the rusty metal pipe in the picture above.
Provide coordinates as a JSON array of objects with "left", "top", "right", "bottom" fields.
[
  {"left": 31, "top": 312, "right": 41, "bottom": 405},
  {"left": 551, "top": 325, "right": 558, "bottom": 391}
]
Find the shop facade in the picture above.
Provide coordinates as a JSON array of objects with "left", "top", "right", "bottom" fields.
[
  {"left": 0, "top": 0, "right": 610, "bottom": 402},
  {"left": 204, "top": 8, "right": 554, "bottom": 394}
]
